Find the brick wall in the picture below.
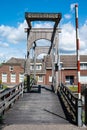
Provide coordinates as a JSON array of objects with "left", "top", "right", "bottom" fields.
[
  {"left": 81, "top": 70, "right": 87, "bottom": 76},
  {"left": 61, "top": 70, "right": 77, "bottom": 85},
  {"left": 45, "top": 69, "right": 52, "bottom": 86},
  {"left": 0, "top": 64, "right": 24, "bottom": 86},
  {"left": 1, "top": 60, "right": 87, "bottom": 87}
]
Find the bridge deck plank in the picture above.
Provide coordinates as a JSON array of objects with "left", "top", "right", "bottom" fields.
[{"left": 3, "top": 87, "right": 69, "bottom": 125}]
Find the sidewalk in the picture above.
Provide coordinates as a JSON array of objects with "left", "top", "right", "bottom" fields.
[{"left": 2, "top": 124, "right": 87, "bottom": 130}]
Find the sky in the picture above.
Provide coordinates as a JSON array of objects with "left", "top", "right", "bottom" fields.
[{"left": 0, "top": 0, "right": 87, "bottom": 62}]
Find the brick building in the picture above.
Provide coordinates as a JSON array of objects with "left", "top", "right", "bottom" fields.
[
  {"left": 0, "top": 58, "right": 25, "bottom": 86},
  {"left": 30, "top": 55, "right": 87, "bottom": 85},
  {"left": 60, "top": 55, "right": 87, "bottom": 85},
  {"left": 0, "top": 55, "right": 87, "bottom": 86}
]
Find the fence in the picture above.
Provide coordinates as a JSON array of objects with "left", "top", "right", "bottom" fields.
[
  {"left": 58, "top": 84, "right": 82, "bottom": 126},
  {"left": 0, "top": 82, "right": 24, "bottom": 122}
]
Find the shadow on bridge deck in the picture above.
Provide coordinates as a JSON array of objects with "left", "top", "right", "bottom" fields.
[{"left": 2, "top": 86, "right": 70, "bottom": 125}]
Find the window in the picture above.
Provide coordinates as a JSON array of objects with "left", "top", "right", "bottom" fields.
[
  {"left": 38, "top": 75, "right": 43, "bottom": 82},
  {"left": 80, "top": 63, "right": 87, "bottom": 70},
  {"left": 49, "top": 76, "right": 52, "bottom": 82},
  {"left": 60, "top": 62, "right": 63, "bottom": 69},
  {"left": 30, "top": 65, "right": 34, "bottom": 70},
  {"left": 36, "top": 65, "right": 42, "bottom": 70},
  {"left": 30, "top": 64, "right": 42, "bottom": 70},
  {"left": 80, "top": 76, "right": 87, "bottom": 84},
  {"left": 19, "top": 74, "right": 24, "bottom": 82},
  {"left": 65, "top": 76, "right": 74, "bottom": 85},
  {"left": 11, "top": 73, "right": 16, "bottom": 83},
  {"left": 9, "top": 66, "right": 14, "bottom": 71},
  {"left": 2, "top": 73, "right": 7, "bottom": 82}
]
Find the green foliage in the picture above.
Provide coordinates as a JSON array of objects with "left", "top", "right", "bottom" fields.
[
  {"left": 2, "top": 84, "right": 7, "bottom": 89},
  {"left": 0, "top": 80, "right": 2, "bottom": 84},
  {"left": 24, "top": 75, "right": 37, "bottom": 90},
  {"left": 0, "top": 79, "right": 8, "bottom": 90},
  {"left": 30, "top": 75, "right": 37, "bottom": 85},
  {"left": 68, "top": 86, "right": 78, "bottom": 92}
]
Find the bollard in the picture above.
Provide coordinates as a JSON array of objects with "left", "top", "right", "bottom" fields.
[
  {"left": 38, "top": 85, "right": 41, "bottom": 93},
  {"left": 51, "top": 85, "right": 55, "bottom": 92},
  {"left": 77, "top": 99, "right": 83, "bottom": 127},
  {"left": 27, "top": 75, "right": 30, "bottom": 93},
  {"left": 85, "top": 92, "right": 87, "bottom": 125}
]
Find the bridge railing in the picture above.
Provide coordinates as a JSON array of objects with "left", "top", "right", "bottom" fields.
[
  {"left": 0, "top": 82, "right": 24, "bottom": 120},
  {"left": 58, "top": 84, "right": 82, "bottom": 125}
]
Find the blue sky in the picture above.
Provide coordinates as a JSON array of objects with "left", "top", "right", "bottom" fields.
[{"left": 0, "top": 0, "right": 87, "bottom": 62}]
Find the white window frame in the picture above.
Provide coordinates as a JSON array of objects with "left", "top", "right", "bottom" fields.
[
  {"left": 30, "top": 65, "right": 34, "bottom": 70},
  {"left": 2, "top": 73, "right": 7, "bottom": 82},
  {"left": 80, "top": 76, "right": 87, "bottom": 84},
  {"left": 80, "top": 63, "right": 87, "bottom": 70},
  {"left": 11, "top": 73, "right": 16, "bottom": 83},
  {"left": 19, "top": 74, "right": 24, "bottom": 82},
  {"left": 36, "top": 65, "right": 42, "bottom": 70},
  {"left": 49, "top": 76, "right": 52, "bottom": 82},
  {"left": 38, "top": 75, "right": 43, "bottom": 82}
]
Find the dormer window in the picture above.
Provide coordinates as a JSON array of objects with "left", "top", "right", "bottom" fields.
[{"left": 9, "top": 66, "right": 14, "bottom": 71}]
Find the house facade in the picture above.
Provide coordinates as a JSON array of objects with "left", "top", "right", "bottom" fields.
[
  {"left": 60, "top": 55, "right": 87, "bottom": 85},
  {"left": 0, "top": 58, "right": 25, "bottom": 87},
  {"left": 0, "top": 55, "right": 87, "bottom": 87}
]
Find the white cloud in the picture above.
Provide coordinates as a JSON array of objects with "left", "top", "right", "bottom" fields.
[
  {"left": 64, "top": 14, "right": 71, "bottom": 19},
  {"left": 36, "top": 39, "right": 51, "bottom": 46},
  {"left": 0, "top": 46, "right": 26, "bottom": 63},
  {"left": 0, "top": 20, "right": 27, "bottom": 62},
  {"left": 60, "top": 22, "right": 76, "bottom": 51},
  {"left": 59, "top": 20, "right": 87, "bottom": 55},
  {"left": 70, "top": 3, "right": 78, "bottom": 12},
  {"left": 37, "top": 53, "right": 47, "bottom": 59},
  {"left": 79, "top": 20, "right": 87, "bottom": 54},
  {"left": 0, "top": 20, "right": 27, "bottom": 44},
  {"left": 80, "top": 48, "right": 87, "bottom": 55},
  {"left": 80, "top": 20, "right": 87, "bottom": 42},
  {"left": 33, "top": 22, "right": 54, "bottom": 28},
  {"left": 0, "top": 41, "right": 9, "bottom": 48},
  {"left": 0, "top": 18, "right": 87, "bottom": 63}
]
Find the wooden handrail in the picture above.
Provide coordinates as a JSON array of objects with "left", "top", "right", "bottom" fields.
[
  {"left": 58, "top": 84, "right": 79, "bottom": 125},
  {"left": 0, "top": 82, "right": 24, "bottom": 117}
]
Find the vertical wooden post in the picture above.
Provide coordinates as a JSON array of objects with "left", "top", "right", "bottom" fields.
[{"left": 27, "top": 75, "right": 30, "bottom": 93}]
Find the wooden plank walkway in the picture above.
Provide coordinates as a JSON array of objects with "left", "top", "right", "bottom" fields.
[{"left": 3, "top": 87, "right": 69, "bottom": 125}]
